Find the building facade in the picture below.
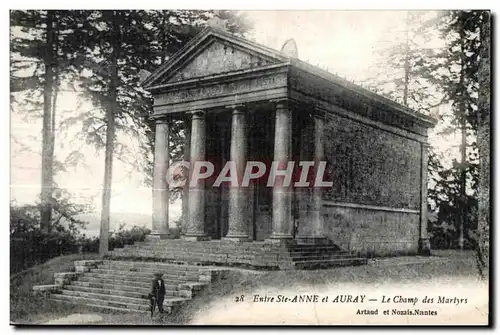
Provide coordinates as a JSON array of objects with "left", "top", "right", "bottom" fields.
[{"left": 142, "top": 27, "right": 436, "bottom": 256}]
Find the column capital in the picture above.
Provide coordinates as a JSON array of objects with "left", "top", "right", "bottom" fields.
[
  {"left": 154, "top": 114, "right": 173, "bottom": 124},
  {"left": 312, "top": 105, "right": 328, "bottom": 120},
  {"left": 227, "top": 104, "right": 246, "bottom": 116},
  {"left": 188, "top": 110, "right": 205, "bottom": 119},
  {"left": 156, "top": 118, "right": 169, "bottom": 125},
  {"left": 226, "top": 103, "right": 245, "bottom": 110},
  {"left": 270, "top": 98, "right": 288, "bottom": 109}
]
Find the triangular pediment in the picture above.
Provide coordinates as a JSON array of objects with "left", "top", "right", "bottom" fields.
[
  {"left": 165, "top": 40, "right": 279, "bottom": 83},
  {"left": 143, "top": 28, "right": 289, "bottom": 88}
]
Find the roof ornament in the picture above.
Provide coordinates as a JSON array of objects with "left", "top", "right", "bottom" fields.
[
  {"left": 281, "top": 38, "right": 298, "bottom": 58},
  {"left": 207, "top": 14, "right": 228, "bottom": 31},
  {"left": 138, "top": 69, "right": 152, "bottom": 84}
]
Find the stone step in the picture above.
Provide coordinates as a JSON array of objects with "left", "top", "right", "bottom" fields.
[
  {"left": 51, "top": 293, "right": 150, "bottom": 311},
  {"left": 109, "top": 253, "right": 282, "bottom": 269},
  {"left": 290, "top": 254, "right": 355, "bottom": 260},
  {"left": 138, "top": 240, "right": 281, "bottom": 250},
  {"left": 294, "top": 257, "right": 367, "bottom": 264},
  {"left": 77, "top": 276, "right": 206, "bottom": 297},
  {"left": 122, "top": 246, "right": 277, "bottom": 255},
  {"left": 117, "top": 245, "right": 281, "bottom": 256},
  {"left": 71, "top": 279, "right": 179, "bottom": 292},
  {"left": 110, "top": 250, "right": 280, "bottom": 263},
  {"left": 294, "top": 258, "right": 368, "bottom": 269},
  {"left": 64, "top": 285, "right": 153, "bottom": 299},
  {"left": 111, "top": 249, "right": 254, "bottom": 260},
  {"left": 90, "top": 268, "right": 207, "bottom": 282},
  {"left": 289, "top": 243, "right": 339, "bottom": 248},
  {"left": 65, "top": 284, "right": 193, "bottom": 300},
  {"left": 82, "top": 272, "right": 195, "bottom": 285},
  {"left": 289, "top": 247, "right": 342, "bottom": 253},
  {"left": 59, "top": 289, "right": 189, "bottom": 307},
  {"left": 50, "top": 298, "right": 149, "bottom": 314},
  {"left": 98, "top": 264, "right": 211, "bottom": 276},
  {"left": 289, "top": 249, "right": 350, "bottom": 255},
  {"left": 60, "top": 289, "right": 147, "bottom": 305},
  {"left": 101, "top": 260, "right": 214, "bottom": 273},
  {"left": 78, "top": 275, "right": 161, "bottom": 287}
]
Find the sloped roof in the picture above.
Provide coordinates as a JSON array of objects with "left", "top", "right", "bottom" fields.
[
  {"left": 142, "top": 27, "right": 290, "bottom": 89},
  {"left": 143, "top": 27, "right": 437, "bottom": 126}
]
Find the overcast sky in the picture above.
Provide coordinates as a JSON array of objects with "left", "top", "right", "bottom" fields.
[{"left": 10, "top": 10, "right": 458, "bottom": 231}]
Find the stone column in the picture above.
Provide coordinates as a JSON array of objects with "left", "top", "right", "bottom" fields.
[
  {"left": 295, "top": 115, "right": 313, "bottom": 243},
  {"left": 269, "top": 100, "right": 293, "bottom": 241},
  {"left": 311, "top": 115, "right": 327, "bottom": 241},
  {"left": 181, "top": 116, "right": 191, "bottom": 235},
  {"left": 151, "top": 119, "right": 169, "bottom": 238},
  {"left": 225, "top": 105, "right": 250, "bottom": 241},
  {"left": 296, "top": 114, "right": 327, "bottom": 244},
  {"left": 183, "top": 111, "right": 209, "bottom": 241},
  {"left": 418, "top": 142, "right": 431, "bottom": 255}
]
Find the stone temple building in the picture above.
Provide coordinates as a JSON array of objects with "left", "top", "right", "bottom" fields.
[
  {"left": 34, "top": 25, "right": 441, "bottom": 315},
  {"left": 141, "top": 27, "right": 436, "bottom": 260}
]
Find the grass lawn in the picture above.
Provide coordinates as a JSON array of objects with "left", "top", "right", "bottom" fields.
[
  {"left": 10, "top": 250, "right": 487, "bottom": 325},
  {"left": 10, "top": 253, "right": 102, "bottom": 325}
]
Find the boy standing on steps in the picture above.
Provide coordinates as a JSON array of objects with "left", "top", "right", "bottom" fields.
[{"left": 150, "top": 272, "right": 166, "bottom": 317}]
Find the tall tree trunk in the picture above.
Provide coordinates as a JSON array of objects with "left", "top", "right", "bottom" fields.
[
  {"left": 403, "top": 10, "right": 410, "bottom": 106},
  {"left": 458, "top": 120, "right": 466, "bottom": 250},
  {"left": 50, "top": 76, "right": 59, "bottom": 172},
  {"left": 457, "top": 27, "right": 467, "bottom": 251},
  {"left": 99, "top": 12, "right": 120, "bottom": 255},
  {"left": 476, "top": 12, "right": 490, "bottom": 278},
  {"left": 49, "top": 21, "right": 60, "bottom": 198},
  {"left": 40, "top": 10, "right": 55, "bottom": 233}
]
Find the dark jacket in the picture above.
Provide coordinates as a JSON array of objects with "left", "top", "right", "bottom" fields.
[{"left": 151, "top": 278, "right": 166, "bottom": 298}]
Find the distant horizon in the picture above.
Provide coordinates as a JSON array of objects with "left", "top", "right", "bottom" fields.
[{"left": 76, "top": 210, "right": 181, "bottom": 237}]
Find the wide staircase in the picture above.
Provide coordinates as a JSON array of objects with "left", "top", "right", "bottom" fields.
[
  {"left": 108, "top": 238, "right": 367, "bottom": 270},
  {"left": 36, "top": 260, "right": 227, "bottom": 314},
  {"left": 34, "top": 241, "right": 367, "bottom": 314},
  {"left": 288, "top": 244, "right": 367, "bottom": 269}
]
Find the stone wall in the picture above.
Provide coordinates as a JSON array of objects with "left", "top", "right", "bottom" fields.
[
  {"left": 294, "top": 108, "right": 423, "bottom": 255},
  {"left": 322, "top": 204, "right": 419, "bottom": 256},
  {"left": 323, "top": 112, "right": 422, "bottom": 209}
]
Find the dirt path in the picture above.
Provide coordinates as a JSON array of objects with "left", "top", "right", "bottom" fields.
[{"left": 43, "top": 313, "right": 103, "bottom": 325}]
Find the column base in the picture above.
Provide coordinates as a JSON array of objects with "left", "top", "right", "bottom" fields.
[
  {"left": 182, "top": 235, "right": 211, "bottom": 241},
  {"left": 147, "top": 233, "right": 170, "bottom": 241},
  {"left": 223, "top": 235, "right": 250, "bottom": 242},
  {"left": 295, "top": 236, "right": 328, "bottom": 245},
  {"left": 418, "top": 238, "right": 431, "bottom": 256},
  {"left": 265, "top": 234, "right": 293, "bottom": 245}
]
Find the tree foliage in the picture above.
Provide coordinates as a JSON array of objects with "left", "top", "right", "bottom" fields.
[
  {"left": 11, "top": 10, "right": 252, "bottom": 254},
  {"left": 362, "top": 10, "right": 490, "bottom": 266},
  {"left": 10, "top": 10, "right": 93, "bottom": 232},
  {"left": 362, "top": 11, "right": 445, "bottom": 113}
]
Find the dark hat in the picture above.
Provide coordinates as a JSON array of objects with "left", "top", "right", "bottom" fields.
[{"left": 154, "top": 272, "right": 163, "bottom": 277}]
